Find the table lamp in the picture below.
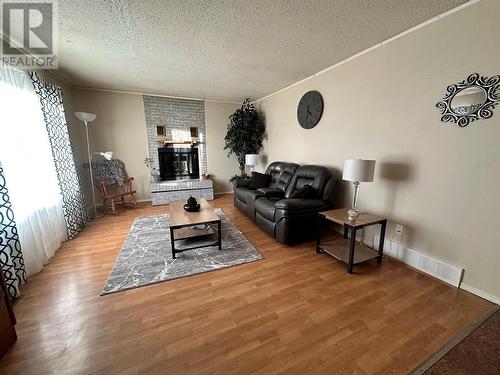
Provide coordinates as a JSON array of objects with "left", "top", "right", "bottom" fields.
[
  {"left": 245, "top": 154, "right": 259, "bottom": 173},
  {"left": 342, "top": 159, "right": 376, "bottom": 218}
]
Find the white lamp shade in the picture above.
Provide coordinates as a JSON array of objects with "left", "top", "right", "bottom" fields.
[
  {"left": 342, "top": 159, "right": 376, "bottom": 182},
  {"left": 245, "top": 154, "right": 259, "bottom": 166},
  {"left": 75, "top": 112, "right": 96, "bottom": 122}
]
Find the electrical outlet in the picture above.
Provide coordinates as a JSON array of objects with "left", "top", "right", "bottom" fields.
[{"left": 395, "top": 224, "right": 404, "bottom": 235}]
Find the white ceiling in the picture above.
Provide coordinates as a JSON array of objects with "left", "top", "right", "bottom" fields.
[{"left": 57, "top": 0, "right": 467, "bottom": 101}]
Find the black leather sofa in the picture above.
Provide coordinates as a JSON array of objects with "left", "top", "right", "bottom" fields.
[{"left": 234, "top": 162, "right": 337, "bottom": 244}]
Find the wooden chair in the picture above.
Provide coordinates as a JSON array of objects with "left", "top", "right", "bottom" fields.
[{"left": 97, "top": 176, "right": 137, "bottom": 213}]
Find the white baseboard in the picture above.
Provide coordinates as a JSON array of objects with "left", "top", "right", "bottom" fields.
[
  {"left": 372, "top": 236, "right": 500, "bottom": 304},
  {"left": 460, "top": 283, "right": 500, "bottom": 305},
  {"left": 373, "top": 235, "right": 464, "bottom": 288}
]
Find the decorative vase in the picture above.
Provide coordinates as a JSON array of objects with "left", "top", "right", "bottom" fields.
[{"left": 184, "top": 196, "right": 200, "bottom": 212}]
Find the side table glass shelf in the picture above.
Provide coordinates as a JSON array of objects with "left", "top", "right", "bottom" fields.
[{"left": 316, "top": 208, "right": 387, "bottom": 274}]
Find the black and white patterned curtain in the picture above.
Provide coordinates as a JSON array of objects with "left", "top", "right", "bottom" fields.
[
  {"left": 0, "top": 164, "right": 26, "bottom": 300},
  {"left": 29, "top": 72, "right": 89, "bottom": 239}
]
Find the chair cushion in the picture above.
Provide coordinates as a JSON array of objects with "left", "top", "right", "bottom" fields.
[
  {"left": 248, "top": 172, "right": 271, "bottom": 189},
  {"left": 255, "top": 198, "right": 279, "bottom": 221}
]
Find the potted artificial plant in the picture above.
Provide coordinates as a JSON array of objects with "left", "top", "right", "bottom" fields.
[{"left": 224, "top": 99, "right": 265, "bottom": 182}]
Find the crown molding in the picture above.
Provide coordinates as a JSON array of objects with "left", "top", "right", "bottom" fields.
[
  {"left": 204, "top": 99, "right": 241, "bottom": 105},
  {"left": 73, "top": 85, "right": 242, "bottom": 104}
]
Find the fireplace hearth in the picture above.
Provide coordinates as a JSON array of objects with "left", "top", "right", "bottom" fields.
[{"left": 158, "top": 145, "right": 199, "bottom": 180}]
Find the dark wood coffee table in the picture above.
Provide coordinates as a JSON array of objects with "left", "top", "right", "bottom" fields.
[
  {"left": 168, "top": 198, "right": 221, "bottom": 259},
  {"left": 316, "top": 208, "right": 387, "bottom": 273}
]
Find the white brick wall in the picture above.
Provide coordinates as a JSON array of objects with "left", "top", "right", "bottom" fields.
[{"left": 143, "top": 96, "right": 208, "bottom": 176}]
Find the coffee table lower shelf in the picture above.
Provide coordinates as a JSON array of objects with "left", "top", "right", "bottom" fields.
[
  {"left": 170, "top": 221, "right": 221, "bottom": 259},
  {"left": 318, "top": 238, "right": 380, "bottom": 265}
]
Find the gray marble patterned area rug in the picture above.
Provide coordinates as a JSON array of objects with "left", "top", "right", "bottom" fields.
[{"left": 101, "top": 208, "right": 263, "bottom": 295}]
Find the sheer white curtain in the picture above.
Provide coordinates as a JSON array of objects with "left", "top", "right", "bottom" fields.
[{"left": 0, "top": 64, "right": 67, "bottom": 276}]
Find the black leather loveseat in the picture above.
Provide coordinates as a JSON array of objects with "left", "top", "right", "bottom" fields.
[{"left": 234, "top": 162, "right": 337, "bottom": 244}]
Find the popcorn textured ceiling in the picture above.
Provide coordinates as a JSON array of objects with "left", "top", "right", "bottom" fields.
[{"left": 57, "top": 0, "right": 467, "bottom": 101}]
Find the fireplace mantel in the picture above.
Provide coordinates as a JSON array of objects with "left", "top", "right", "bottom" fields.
[
  {"left": 151, "top": 178, "right": 214, "bottom": 205},
  {"left": 163, "top": 140, "right": 199, "bottom": 145}
]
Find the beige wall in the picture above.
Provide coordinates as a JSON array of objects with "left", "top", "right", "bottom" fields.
[
  {"left": 69, "top": 91, "right": 239, "bottom": 199},
  {"left": 256, "top": 0, "right": 500, "bottom": 298},
  {"left": 205, "top": 101, "right": 241, "bottom": 193},
  {"left": 72, "top": 89, "right": 151, "bottom": 200}
]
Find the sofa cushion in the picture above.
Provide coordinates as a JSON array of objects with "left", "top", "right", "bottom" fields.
[
  {"left": 234, "top": 186, "right": 252, "bottom": 203},
  {"left": 246, "top": 189, "right": 263, "bottom": 202},
  {"left": 322, "top": 176, "right": 338, "bottom": 202},
  {"left": 233, "top": 177, "right": 250, "bottom": 188},
  {"left": 289, "top": 185, "right": 317, "bottom": 199},
  {"left": 275, "top": 198, "right": 326, "bottom": 211},
  {"left": 255, "top": 197, "right": 279, "bottom": 221},
  {"left": 285, "top": 165, "right": 330, "bottom": 199},
  {"left": 265, "top": 162, "right": 285, "bottom": 187},
  {"left": 255, "top": 212, "right": 275, "bottom": 237},
  {"left": 265, "top": 162, "right": 299, "bottom": 192},
  {"left": 234, "top": 186, "right": 249, "bottom": 203},
  {"left": 248, "top": 171, "right": 271, "bottom": 189},
  {"left": 256, "top": 187, "right": 284, "bottom": 198}
]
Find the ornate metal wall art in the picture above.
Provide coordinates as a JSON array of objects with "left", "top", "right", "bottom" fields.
[{"left": 436, "top": 73, "right": 500, "bottom": 127}]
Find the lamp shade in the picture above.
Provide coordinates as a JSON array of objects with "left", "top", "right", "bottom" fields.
[
  {"left": 245, "top": 154, "right": 259, "bottom": 166},
  {"left": 342, "top": 159, "right": 376, "bottom": 182},
  {"left": 75, "top": 112, "right": 96, "bottom": 122}
]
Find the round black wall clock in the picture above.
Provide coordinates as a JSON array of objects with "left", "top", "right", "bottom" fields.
[{"left": 297, "top": 90, "right": 324, "bottom": 129}]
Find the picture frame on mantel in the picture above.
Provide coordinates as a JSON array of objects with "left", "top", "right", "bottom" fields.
[
  {"left": 156, "top": 124, "right": 166, "bottom": 137},
  {"left": 190, "top": 127, "right": 199, "bottom": 138}
]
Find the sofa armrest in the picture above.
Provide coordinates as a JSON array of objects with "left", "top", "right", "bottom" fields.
[
  {"left": 233, "top": 178, "right": 250, "bottom": 188},
  {"left": 257, "top": 187, "right": 284, "bottom": 198},
  {"left": 275, "top": 199, "right": 326, "bottom": 211}
]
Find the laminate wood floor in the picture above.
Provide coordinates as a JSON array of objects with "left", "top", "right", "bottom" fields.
[{"left": 0, "top": 195, "right": 494, "bottom": 374}]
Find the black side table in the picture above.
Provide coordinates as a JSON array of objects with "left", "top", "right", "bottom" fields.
[{"left": 316, "top": 208, "right": 387, "bottom": 274}]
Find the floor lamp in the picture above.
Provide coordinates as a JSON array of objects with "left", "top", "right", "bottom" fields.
[{"left": 75, "top": 112, "right": 111, "bottom": 219}]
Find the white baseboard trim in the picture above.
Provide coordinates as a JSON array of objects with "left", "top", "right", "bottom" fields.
[
  {"left": 373, "top": 235, "right": 464, "bottom": 288},
  {"left": 373, "top": 237, "right": 500, "bottom": 304},
  {"left": 460, "top": 283, "right": 500, "bottom": 305}
]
